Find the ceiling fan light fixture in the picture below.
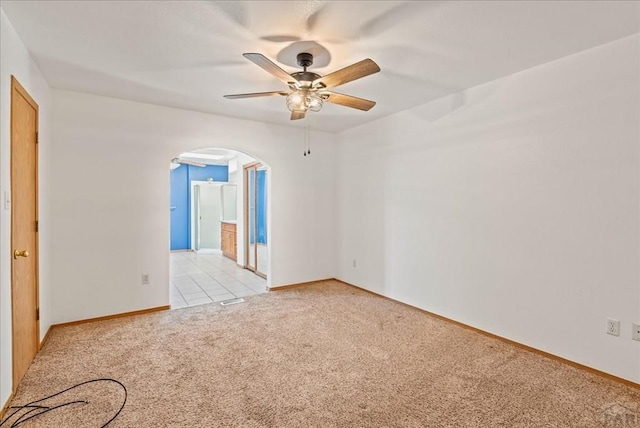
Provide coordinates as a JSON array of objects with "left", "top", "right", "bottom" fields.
[
  {"left": 286, "top": 90, "right": 323, "bottom": 113},
  {"left": 286, "top": 92, "right": 303, "bottom": 111},
  {"left": 308, "top": 93, "right": 323, "bottom": 112}
]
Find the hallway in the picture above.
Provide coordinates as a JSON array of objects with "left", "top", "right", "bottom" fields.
[{"left": 170, "top": 251, "right": 267, "bottom": 308}]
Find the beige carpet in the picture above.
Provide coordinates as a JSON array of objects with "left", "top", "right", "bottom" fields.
[{"left": 3, "top": 280, "right": 639, "bottom": 427}]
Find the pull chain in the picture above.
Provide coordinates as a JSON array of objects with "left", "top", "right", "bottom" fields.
[{"left": 303, "top": 125, "right": 311, "bottom": 157}]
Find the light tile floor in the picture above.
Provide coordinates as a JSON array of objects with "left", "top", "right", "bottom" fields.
[{"left": 170, "top": 251, "right": 267, "bottom": 309}]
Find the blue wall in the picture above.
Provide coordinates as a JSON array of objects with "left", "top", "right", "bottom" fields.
[
  {"left": 257, "top": 170, "right": 267, "bottom": 244},
  {"left": 170, "top": 164, "right": 228, "bottom": 250},
  {"left": 170, "top": 165, "right": 189, "bottom": 250}
]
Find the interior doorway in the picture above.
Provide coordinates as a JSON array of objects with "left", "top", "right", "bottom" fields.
[
  {"left": 191, "top": 182, "right": 235, "bottom": 252},
  {"left": 195, "top": 184, "right": 221, "bottom": 250},
  {"left": 10, "top": 76, "right": 40, "bottom": 391},
  {"left": 244, "top": 162, "right": 268, "bottom": 278},
  {"left": 169, "top": 149, "right": 270, "bottom": 308}
]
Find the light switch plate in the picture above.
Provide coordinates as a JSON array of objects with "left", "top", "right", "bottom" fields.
[{"left": 632, "top": 323, "right": 640, "bottom": 342}]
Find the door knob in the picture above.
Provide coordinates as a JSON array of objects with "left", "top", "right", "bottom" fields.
[{"left": 13, "top": 249, "right": 29, "bottom": 259}]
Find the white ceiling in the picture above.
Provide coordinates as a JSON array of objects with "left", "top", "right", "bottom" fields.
[{"left": 2, "top": 1, "right": 639, "bottom": 133}]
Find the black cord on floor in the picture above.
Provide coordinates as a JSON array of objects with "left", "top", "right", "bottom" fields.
[{"left": 0, "top": 378, "right": 127, "bottom": 428}]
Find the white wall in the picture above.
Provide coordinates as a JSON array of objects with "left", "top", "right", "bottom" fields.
[
  {"left": 0, "top": 7, "right": 52, "bottom": 407},
  {"left": 50, "top": 90, "right": 337, "bottom": 324},
  {"left": 336, "top": 34, "right": 640, "bottom": 383}
]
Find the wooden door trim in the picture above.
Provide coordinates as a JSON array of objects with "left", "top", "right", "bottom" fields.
[
  {"left": 243, "top": 162, "right": 267, "bottom": 278},
  {"left": 243, "top": 163, "right": 261, "bottom": 273},
  {"left": 10, "top": 75, "right": 39, "bottom": 393},
  {"left": 243, "top": 161, "right": 262, "bottom": 169},
  {"left": 253, "top": 165, "right": 266, "bottom": 278},
  {"left": 11, "top": 76, "right": 38, "bottom": 108}
]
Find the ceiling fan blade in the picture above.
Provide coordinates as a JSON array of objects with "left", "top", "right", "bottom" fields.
[
  {"left": 313, "top": 59, "right": 380, "bottom": 89},
  {"left": 323, "top": 92, "right": 376, "bottom": 111},
  {"left": 223, "top": 91, "right": 289, "bottom": 99},
  {"left": 290, "top": 110, "right": 306, "bottom": 120},
  {"left": 172, "top": 157, "right": 206, "bottom": 167},
  {"left": 243, "top": 53, "right": 299, "bottom": 86}
]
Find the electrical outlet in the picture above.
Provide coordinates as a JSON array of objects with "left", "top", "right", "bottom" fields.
[
  {"left": 606, "top": 318, "right": 620, "bottom": 336},
  {"left": 352, "top": 259, "right": 357, "bottom": 268},
  {"left": 141, "top": 274, "right": 150, "bottom": 285},
  {"left": 632, "top": 323, "right": 640, "bottom": 342}
]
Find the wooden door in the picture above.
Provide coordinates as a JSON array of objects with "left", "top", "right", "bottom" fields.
[{"left": 11, "top": 76, "right": 39, "bottom": 391}]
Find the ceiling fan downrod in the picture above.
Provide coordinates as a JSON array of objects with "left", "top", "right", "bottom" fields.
[{"left": 296, "top": 52, "right": 313, "bottom": 72}]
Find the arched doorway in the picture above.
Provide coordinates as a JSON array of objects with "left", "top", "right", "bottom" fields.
[{"left": 168, "top": 148, "right": 270, "bottom": 309}]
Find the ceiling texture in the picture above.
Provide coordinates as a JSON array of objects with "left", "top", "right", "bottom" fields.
[{"left": 2, "top": 1, "right": 639, "bottom": 133}]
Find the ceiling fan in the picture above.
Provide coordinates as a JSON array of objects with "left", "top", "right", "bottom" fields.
[
  {"left": 171, "top": 157, "right": 206, "bottom": 169},
  {"left": 224, "top": 52, "right": 380, "bottom": 120}
]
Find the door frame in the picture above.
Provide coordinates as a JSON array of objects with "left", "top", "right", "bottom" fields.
[
  {"left": 189, "top": 181, "right": 226, "bottom": 251},
  {"left": 243, "top": 162, "right": 266, "bottom": 279},
  {"left": 10, "top": 75, "right": 40, "bottom": 392}
]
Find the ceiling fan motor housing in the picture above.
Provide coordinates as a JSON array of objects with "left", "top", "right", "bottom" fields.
[
  {"left": 291, "top": 71, "right": 321, "bottom": 88},
  {"left": 296, "top": 52, "right": 314, "bottom": 69}
]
